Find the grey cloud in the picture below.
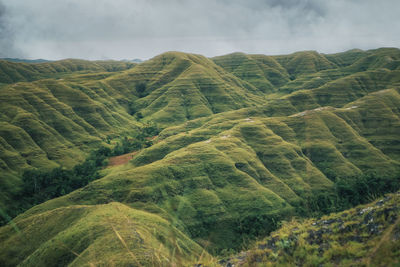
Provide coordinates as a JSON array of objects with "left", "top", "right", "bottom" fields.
[
  {"left": 1, "top": 0, "right": 399, "bottom": 60},
  {"left": 0, "top": 1, "right": 23, "bottom": 58}
]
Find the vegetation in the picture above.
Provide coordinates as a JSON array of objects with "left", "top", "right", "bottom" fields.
[
  {"left": 14, "top": 148, "right": 108, "bottom": 218},
  {"left": 0, "top": 48, "right": 400, "bottom": 266},
  {"left": 233, "top": 191, "right": 400, "bottom": 266},
  {"left": 0, "top": 123, "right": 160, "bottom": 226},
  {"left": 301, "top": 173, "right": 400, "bottom": 217},
  {"left": 0, "top": 58, "right": 135, "bottom": 83},
  {"left": 110, "top": 124, "right": 159, "bottom": 156}
]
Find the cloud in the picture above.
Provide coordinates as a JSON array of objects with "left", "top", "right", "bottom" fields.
[
  {"left": 1, "top": 0, "right": 399, "bottom": 60},
  {"left": 0, "top": 1, "right": 23, "bottom": 57}
]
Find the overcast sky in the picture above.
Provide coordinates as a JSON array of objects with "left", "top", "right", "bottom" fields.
[{"left": 1, "top": 0, "right": 399, "bottom": 60}]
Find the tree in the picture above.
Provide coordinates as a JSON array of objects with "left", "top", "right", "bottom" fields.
[
  {"left": 135, "top": 82, "right": 147, "bottom": 98},
  {"left": 135, "top": 111, "right": 143, "bottom": 120}
]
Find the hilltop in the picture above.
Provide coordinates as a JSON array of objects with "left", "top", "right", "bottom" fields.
[{"left": 0, "top": 48, "right": 399, "bottom": 266}]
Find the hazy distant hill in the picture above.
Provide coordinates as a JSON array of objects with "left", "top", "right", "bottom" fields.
[
  {"left": 0, "top": 58, "right": 51, "bottom": 63},
  {"left": 0, "top": 48, "right": 399, "bottom": 266},
  {"left": 122, "top": 58, "right": 143, "bottom": 63}
]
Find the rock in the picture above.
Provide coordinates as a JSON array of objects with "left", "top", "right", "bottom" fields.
[
  {"left": 367, "top": 223, "right": 381, "bottom": 234},
  {"left": 374, "top": 207, "right": 397, "bottom": 223},
  {"left": 322, "top": 219, "right": 336, "bottom": 225},
  {"left": 307, "top": 228, "right": 329, "bottom": 245},
  {"left": 321, "top": 226, "right": 333, "bottom": 234},
  {"left": 363, "top": 210, "right": 375, "bottom": 224},
  {"left": 359, "top": 207, "right": 373, "bottom": 215},
  {"left": 339, "top": 222, "right": 358, "bottom": 233},
  {"left": 376, "top": 199, "right": 385, "bottom": 206}
]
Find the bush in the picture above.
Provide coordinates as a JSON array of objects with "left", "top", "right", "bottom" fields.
[
  {"left": 301, "top": 172, "right": 400, "bottom": 216},
  {"left": 135, "top": 111, "right": 143, "bottom": 120},
  {"left": 13, "top": 146, "right": 113, "bottom": 221},
  {"left": 135, "top": 82, "right": 147, "bottom": 97}
]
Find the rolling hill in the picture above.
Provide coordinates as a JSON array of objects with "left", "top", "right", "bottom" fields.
[{"left": 0, "top": 48, "right": 399, "bottom": 266}]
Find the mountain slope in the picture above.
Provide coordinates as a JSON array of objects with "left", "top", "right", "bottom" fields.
[
  {"left": 213, "top": 52, "right": 290, "bottom": 91},
  {"left": 105, "top": 52, "right": 266, "bottom": 126},
  {"left": 0, "top": 203, "right": 210, "bottom": 266},
  {"left": 0, "top": 59, "right": 135, "bottom": 84},
  {"left": 0, "top": 51, "right": 272, "bottom": 216},
  {"left": 237, "top": 191, "right": 400, "bottom": 266},
  {"left": 0, "top": 48, "right": 400, "bottom": 265},
  {"left": 4, "top": 87, "right": 399, "bottom": 259},
  {"left": 0, "top": 76, "right": 142, "bottom": 220}
]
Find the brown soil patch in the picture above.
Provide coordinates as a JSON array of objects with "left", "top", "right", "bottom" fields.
[
  {"left": 107, "top": 151, "right": 138, "bottom": 167},
  {"left": 145, "top": 135, "right": 158, "bottom": 141}
]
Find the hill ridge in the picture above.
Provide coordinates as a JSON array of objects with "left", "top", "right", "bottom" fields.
[{"left": 0, "top": 47, "right": 399, "bottom": 266}]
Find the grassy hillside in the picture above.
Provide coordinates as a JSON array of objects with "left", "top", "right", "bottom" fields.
[
  {"left": 235, "top": 191, "right": 400, "bottom": 266},
  {"left": 214, "top": 48, "right": 400, "bottom": 96},
  {"left": 0, "top": 52, "right": 271, "bottom": 219},
  {"left": 0, "top": 67, "right": 144, "bottom": 221},
  {"left": 213, "top": 52, "right": 290, "bottom": 91},
  {"left": 0, "top": 203, "right": 211, "bottom": 266},
  {"left": 105, "top": 51, "right": 266, "bottom": 127},
  {"left": 0, "top": 59, "right": 135, "bottom": 84},
  {"left": 0, "top": 48, "right": 399, "bottom": 265},
  {"left": 3, "top": 86, "right": 399, "bottom": 257}
]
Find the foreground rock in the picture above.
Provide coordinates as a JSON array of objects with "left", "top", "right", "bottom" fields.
[{"left": 224, "top": 192, "right": 400, "bottom": 266}]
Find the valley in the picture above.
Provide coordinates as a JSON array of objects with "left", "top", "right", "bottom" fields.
[{"left": 0, "top": 48, "right": 399, "bottom": 266}]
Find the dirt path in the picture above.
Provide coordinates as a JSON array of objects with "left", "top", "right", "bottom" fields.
[
  {"left": 107, "top": 151, "right": 138, "bottom": 167},
  {"left": 146, "top": 135, "right": 158, "bottom": 141}
]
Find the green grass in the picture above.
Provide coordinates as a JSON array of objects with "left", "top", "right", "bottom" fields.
[
  {"left": 0, "top": 203, "right": 210, "bottom": 266},
  {"left": 0, "top": 47, "right": 400, "bottom": 265},
  {"left": 6, "top": 87, "right": 399, "bottom": 256},
  {"left": 238, "top": 191, "right": 400, "bottom": 266},
  {"left": 0, "top": 59, "right": 135, "bottom": 84}
]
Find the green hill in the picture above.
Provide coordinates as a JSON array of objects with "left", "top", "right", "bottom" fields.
[
  {"left": 213, "top": 52, "right": 290, "bottom": 91},
  {"left": 234, "top": 191, "right": 400, "bottom": 266},
  {"left": 0, "top": 48, "right": 399, "bottom": 266},
  {"left": 105, "top": 51, "right": 265, "bottom": 127},
  {"left": 0, "top": 203, "right": 210, "bottom": 266},
  {"left": 0, "top": 59, "right": 135, "bottom": 84}
]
